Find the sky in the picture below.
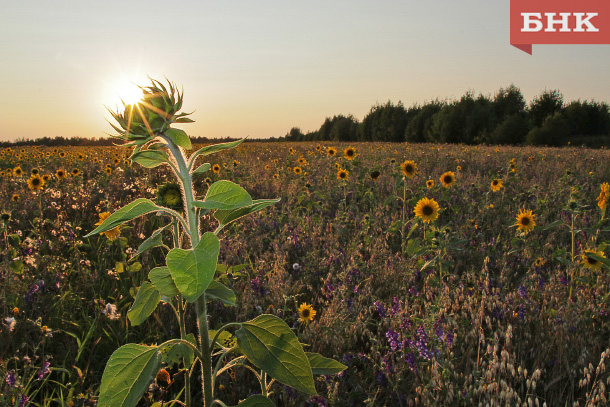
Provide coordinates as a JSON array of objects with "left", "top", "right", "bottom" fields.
[{"left": 1, "top": 0, "right": 609, "bottom": 142}]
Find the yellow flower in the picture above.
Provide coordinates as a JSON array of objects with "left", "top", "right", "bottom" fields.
[
  {"left": 337, "top": 169, "right": 349, "bottom": 180},
  {"left": 95, "top": 212, "right": 121, "bottom": 241},
  {"left": 293, "top": 166, "right": 302, "bottom": 175},
  {"left": 156, "top": 368, "right": 171, "bottom": 385},
  {"left": 413, "top": 197, "right": 440, "bottom": 224},
  {"left": 212, "top": 164, "right": 221, "bottom": 174},
  {"left": 490, "top": 179, "right": 503, "bottom": 192},
  {"left": 298, "top": 303, "right": 317, "bottom": 324},
  {"left": 71, "top": 168, "right": 81, "bottom": 177},
  {"left": 426, "top": 180, "right": 434, "bottom": 189},
  {"left": 515, "top": 209, "right": 536, "bottom": 234},
  {"left": 582, "top": 250, "right": 606, "bottom": 271},
  {"left": 11, "top": 193, "right": 20, "bottom": 202},
  {"left": 598, "top": 183, "right": 609, "bottom": 210},
  {"left": 289, "top": 147, "right": 296, "bottom": 155},
  {"left": 27, "top": 174, "right": 45, "bottom": 191},
  {"left": 327, "top": 147, "right": 337, "bottom": 157},
  {"left": 400, "top": 160, "right": 418, "bottom": 178},
  {"left": 298, "top": 157, "right": 308, "bottom": 166},
  {"left": 344, "top": 147, "right": 357, "bottom": 160},
  {"left": 440, "top": 171, "right": 455, "bottom": 188},
  {"left": 13, "top": 166, "right": 23, "bottom": 177}
]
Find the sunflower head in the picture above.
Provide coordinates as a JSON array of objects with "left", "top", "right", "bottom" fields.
[
  {"left": 426, "top": 180, "right": 435, "bottom": 189},
  {"left": 414, "top": 197, "right": 440, "bottom": 224},
  {"left": 13, "top": 167, "right": 23, "bottom": 177},
  {"left": 370, "top": 170, "right": 380, "bottom": 180},
  {"left": 56, "top": 169, "right": 67, "bottom": 179},
  {"left": 212, "top": 164, "right": 221, "bottom": 174},
  {"left": 440, "top": 171, "right": 456, "bottom": 188},
  {"left": 298, "top": 302, "right": 317, "bottom": 324},
  {"left": 71, "top": 168, "right": 81, "bottom": 177},
  {"left": 582, "top": 250, "right": 606, "bottom": 270},
  {"left": 157, "top": 182, "right": 184, "bottom": 210},
  {"left": 515, "top": 209, "right": 536, "bottom": 234},
  {"left": 11, "top": 193, "right": 19, "bottom": 202},
  {"left": 293, "top": 166, "right": 302, "bottom": 175},
  {"left": 31, "top": 168, "right": 40, "bottom": 176},
  {"left": 27, "top": 174, "right": 45, "bottom": 191},
  {"left": 337, "top": 169, "right": 349, "bottom": 180},
  {"left": 400, "top": 160, "right": 418, "bottom": 178},
  {"left": 327, "top": 147, "right": 337, "bottom": 157},
  {"left": 491, "top": 179, "right": 503, "bottom": 192},
  {"left": 344, "top": 147, "right": 357, "bottom": 160},
  {"left": 95, "top": 212, "right": 121, "bottom": 241}
]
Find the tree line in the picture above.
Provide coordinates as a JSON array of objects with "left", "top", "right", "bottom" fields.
[
  {"left": 0, "top": 135, "right": 239, "bottom": 148},
  {"left": 281, "top": 85, "right": 610, "bottom": 147}
]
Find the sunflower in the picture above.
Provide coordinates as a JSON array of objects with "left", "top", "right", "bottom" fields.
[
  {"left": 344, "top": 147, "right": 357, "bottom": 160},
  {"left": 298, "top": 302, "right": 317, "bottom": 324},
  {"left": 293, "top": 166, "right": 302, "bottom": 175},
  {"left": 316, "top": 145, "right": 322, "bottom": 151},
  {"left": 400, "top": 160, "right": 418, "bottom": 178},
  {"left": 95, "top": 212, "right": 121, "bottom": 241},
  {"left": 298, "top": 157, "right": 308, "bottom": 166},
  {"left": 156, "top": 368, "right": 171, "bottom": 385},
  {"left": 413, "top": 197, "right": 440, "bottom": 224},
  {"left": 426, "top": 180, "right": 435, "bottom": 189},
  {"left": 490, "top": 179, "right": 503, "bottom": 192},
  {"left": 515, "top": 209, "right": 536, "bottom": 234},
  {"left": 113, "top": 158, "right": 121, "bottom": 165},
  {"left": 233, "top": 160, "right": 240, "bottom": 167},
  {"left": 440, "top": 171, "right": 456, "bottom": 188},
  {"left": 31, "top": 168, "right": 40, "bottom": 176},
  {"left": 369, "top": 170, "right": 380, "bottom": 180},
  {"left": 212, "top": 164, "right": 221, "bottom": 174},
  {"left": 71, "top": 168, "right": 81, "bottom": 177},
  {"left": 582, "top": 250, "right": 606, "bottom": 271},
  {"left": 337, "top": 169, "right": 349, "bottom": 180},
  {"left": 289, "top": 147, "right": 296, "bottom": 155},
  {"left": 265, "top": 165, "right": 270, "bottom": 170},
  {"left": 13, "top": 166, "right": 23, "bottom": 177},
  {"left": 105, "top": 167, "right": 112, "bottom": 175},
  {"left": 273, "top": 173, "right": 279, "bottom": 179},
  {"left": 327, "top": 147, "right": 337, "bottom": 157},
  {"left": 59, "top": 152, "right": 66, "bottom": 158},
  {"left": 27, "top": 174, "right": 45, "bottom": 191},
  {"left": 56, "top": 169, "right": 67, "bottom": 179},
  {"left": 157, "top": 182, "right": 183, "bottom": 209},
  {"left": 42, "top": 174, "right": 51, "bottom": 182},
  {"left": 598, "top": 183, "right": 609, "bottom": 210},
  {"left": 11, "top": 194, "right": 19, "bottom": 202}
]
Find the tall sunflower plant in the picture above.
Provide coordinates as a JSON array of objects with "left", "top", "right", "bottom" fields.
[{"left": 86, "top": 78, "right": 346, "bottom": 407}]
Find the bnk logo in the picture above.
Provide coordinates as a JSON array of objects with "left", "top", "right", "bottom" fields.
[{"left": 510, "top": 0, "right": 610, "bottom": 54}]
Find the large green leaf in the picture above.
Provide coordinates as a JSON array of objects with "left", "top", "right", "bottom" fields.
[
  {"left": 166, "top": 232, "right": 220, "bottom": 302},
  {"left": 165, "top": 128, "right": 192, "bottom": 150},
  {"left": 193, "top": 181, "right": 253, "bottom": 210},
  {"left": 306, "top": 352, "right": 347, "bottom": 375},
  {"left": 160, "top": 334, "right": 197, "bottom": 367},
  {"left": 130, "top": 150, "right": 170, "bottom": 168},
  {"left": 235, "top": 314, "right": 316, "bottom": 395},
  {"left": 214, "top": 198, "right": 280, "bottom": 230},
  {"left": 98, "top": 344, "right": 161, "bottom": 407},
  {"left": 232, "top": 395, "right": 275, "bottom": 407},
  {"left": 206, "top": 280, "right": 236, "bottom": 306},
  {"left": 85, "top": 199, "right": 165, "bottom": 238},
  {"left": 190, "top": 139, "right": 244, "bottom": 162},
  {"left": 127, "top": 282, "right": 161, "bottom": 326},
  {"left": 148, "top": 266, "right": 179, "bottom": 297}
]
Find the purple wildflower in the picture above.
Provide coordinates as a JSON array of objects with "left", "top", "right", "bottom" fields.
[
  {"left": 19, "top": 395, "right": 29, "bottom": 407},
  {"left": 386, "top": 329, "right": 401, "bottom": 351},
  {"left": 6, "top": 371, "right": 17, "bottom": 387},
  {"left": 374, "top": 301, "right": 386, "bottom": 318},
  {"left": 37, "top": 360, "right": 50, "bottom": 380},
  {"left": 518, "top": 285, "right": 528, "bottom": 300}
]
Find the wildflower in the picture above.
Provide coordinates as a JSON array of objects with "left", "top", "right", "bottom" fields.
[
  {"left": 27, "top": 174, "right": 45, "bottom": 191},
  {"left": 292, "top": 263, "right": 300, "bottom": 270},
  {"left": 13, "top": 307, "right": 19, "bottom": 315},
  {"left": 426, "top": 180, "right": 434, "bottom": 189},
  {"left": 337, "top": 169, "right": 349, "bottom": 180},
  {"left": 13, "top": 166, "right": 23, "bottom": 177},
  {"left": 327, "top": 147, "right": 337, "bottom": 157},
  {"left": 56, "top": 169, "right": 67, "bottom": 179},
  {"left": 456, "top": 165, "right": 462, "bottom": 171},
  {"left": 413, "top": 198, "right": 440, "bottom": 224},
  {"left": 37, "top": 360, "right": 51, "bottom": 380},
  {"left": 157, "top": 182, "right": 183, "bottom": 210},
  {"left": 95, "top": 212, "right": 121, "bottom": 241},
  {"left": 293, "top": 166, "right": 302, "bottom": 175},
  {"left": 440, "top": 171, "right": 455, "bottom": 188},
  {"left": 490, "top": 179, "right": 503, "bottom": 192},
  {"left": 18, "top": 395, "right": 29, "bottom": 407},
  {"left": 264, "top": 164, "right": 270, "bottom": 170},
  {"left": 5, "top": 317, "right": 16, "bottom": 332},
  {"left": 212, "top": 164, "right": 221, "bottom": 174},
  {"left": 598, "top": 182, "right": 609, "bottom": 210},
  {"left": 582, "top": 250, "right": 606, "bottom": 271},
  {"left": 343, "top": 147, "right": 357, "bottom": 160},
  {"left": 42, "top": 174, "right": 51, "bottom": 182},
  {"left": 103, "top": 303, "right": 121, "bottom": 320},
  {"left": 298, "top": 157, "right": 308, "bottom": 166},
  {"left": 298, "top": 302, "right": 316, "bottom": 324},
  {"left": 515, "top": 209, "right": 536, "bottom": 234},
  {"left": 156, "top": 368, "right": 171, "bottom": 385},
  {"left": 71, "top": 168, "right": 80, "bottom": 177},
  {"left": 6, "top": 371, "right": 17, "bottom": 387},
  {"left": 369, "top": 170, "right": 380, "bottom": 180},
  {"left": 400, "top": 160, "right": 418, "bottom": 178}
]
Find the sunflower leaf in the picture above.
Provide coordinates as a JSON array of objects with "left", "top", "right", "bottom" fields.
[
  {"left": 189, "top": 139, "right": 245, "bottom": 163},
  {"left": 130, "top": 150, "right": 170, "bottom": 169},
  {"left": 193, "top": 181, "right": 253, "bottom": 210},
  {"left": 306, "top": 352, "right": 347, "bottom": 375},
  {"left": 214, "top": 198, "right": 280, "bottom": 231},
  {"left": 165, "top": 128, "right": 192, "bottom": 150},
  {"left": 127, "top": 282, "right": 161, "bottom": 326},
  {"left": 85, "top": 199, "right": 168, "bottom": 238}
]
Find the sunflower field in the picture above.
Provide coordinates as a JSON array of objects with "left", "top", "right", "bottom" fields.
[{"left": 1, "top": 141, "right": 610, "bottom": 406}]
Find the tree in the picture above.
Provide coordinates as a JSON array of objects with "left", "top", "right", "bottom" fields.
[
  {"left": 526, "top": 112, "right": 570, "bottom": 146},
  {"left": 529, "top": 89, "right": 564, "bottom": 127},
  {"left": 361, "top": 101, "right": 409, "bottom": 142},
  {"left": 493, "top": 84, "right": 526, "bottom": 120}
]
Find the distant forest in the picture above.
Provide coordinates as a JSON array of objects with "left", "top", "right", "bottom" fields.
[
  {"left": 280, "top": 85, "right": 610, "bottom": 147},
  {"left": 0, "top": 135, "right": 239, "bottom": 148}
]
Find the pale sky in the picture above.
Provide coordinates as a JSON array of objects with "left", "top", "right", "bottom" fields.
[{"left": 1, "top": 0, "right": 609, "bottom": 141}]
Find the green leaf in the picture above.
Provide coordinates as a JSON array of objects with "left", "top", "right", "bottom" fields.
[
  {"left": 206, "top": 280, "right": 236, "bottom": 306},
  {"left": 85, "top": 199, "right": 166, "bottom": 238},
  {"left": 137, "top": 225, "right": 169, "bottom": 255},
  {"left": 98, "top": 344, "right": 161, "bottom": 407},
  {"left": 214, "top": 198, "right": 280, "bottom": 229},
  {"left": 190, "top": 139, "right": 244, "bottom": 162},
  {"left": 167, "top": 232, "right": 220, "bottom": 302},
  {"left": 306, "top": 352, "right": 347, "bottom": 375},
  {"left": 233, "top": 395, "right": 275, "bottom": 407},
  {"left": 9, "top": 260, "right": 24, "bottom": 275},
  {"left": 128, "top": 262, "right": 142, "bottom": 273},
  {"left": 165, "top": 128, "right": 191, "bottom": 150},
  {"left": 130, "top": 150, "right": 170, "bottom": 168},
  {"left": 192, "top": 163, "right": 211, "bottom": 174},
  {"left": 193, "top": 180, "right": 253, "bottom": 210},
  {"left": 209, "top": 329, "right": 236, "bottom": 349},
  {"left": 149, "top": 267, "right": 179, "bottom": 297},
  {"left": 235, "top": 314, "right": 316, "bottom": 395},
  {"left": 127, "top": 282, "right": 161, "bottom": 326},
  {"left": 160, "top": 334, "right": 197, "bottom": 367}
]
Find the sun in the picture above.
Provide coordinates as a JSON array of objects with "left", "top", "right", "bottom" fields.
[{"left": 117, "top": 82, "right": 144, "bottom": 106}]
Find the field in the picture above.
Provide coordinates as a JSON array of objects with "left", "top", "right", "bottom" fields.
[{"left": 1, "top": 141, "right": 610, "bottom": 406}]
